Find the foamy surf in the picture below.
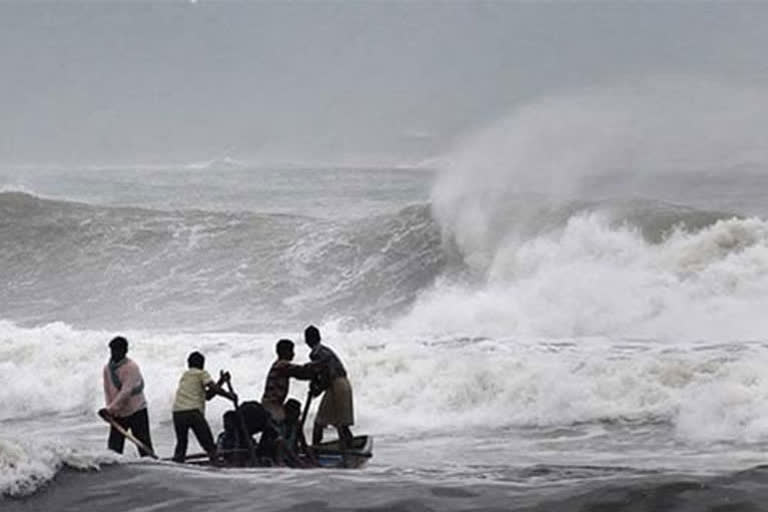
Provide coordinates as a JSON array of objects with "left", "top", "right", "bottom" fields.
[
  {"left": 0, "top": 437, "right": 118, "bottom": 497},
  {"left": 4, "top": 318, "right": 768, "bottom": 449}
]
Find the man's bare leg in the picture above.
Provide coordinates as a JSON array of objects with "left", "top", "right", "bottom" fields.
[
  {"left": 336, "top": 425, "right": 353, "bottom": 467},
  {"left": 337, "top": 426, "right": 353, "bottom": 449}
]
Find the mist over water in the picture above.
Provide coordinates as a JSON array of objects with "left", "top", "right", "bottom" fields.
[{"left": 395, "top": 81, "right": 768, "bottom": 341}]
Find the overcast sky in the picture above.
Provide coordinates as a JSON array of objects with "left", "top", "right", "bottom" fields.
[{"left": 2, "top": 1, "right": 767, "bottom": 166}]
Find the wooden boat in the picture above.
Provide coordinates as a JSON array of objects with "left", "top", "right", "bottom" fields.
[
  {"left": 178, "top": 435, "right": 373, "bottom": 469},
  {"left": 311, "top": 435, "right": 373, "bottom": 469}
]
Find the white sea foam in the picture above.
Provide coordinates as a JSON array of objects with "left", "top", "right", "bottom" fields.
[
  {"left": 0, "top": 437, "right": 117, "bottom": 497},
  {"left": 415, "top": 80, "right": 768, "bottom": 343},
  {"left": 354, "top": 330, "right": 768, "bottom": 444},
  {"left": 0, "top": 321, "right": 275, "bottom": 424},
  {"left": 396, "top": 214, "right": 768, "bottom": 342},
  {"left": 3, "top": 318, "right": 768, "bottom": 451}
]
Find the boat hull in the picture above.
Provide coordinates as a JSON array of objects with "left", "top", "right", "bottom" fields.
[{"left": 178, "top": 435, "right": 373, "bottom": 469}]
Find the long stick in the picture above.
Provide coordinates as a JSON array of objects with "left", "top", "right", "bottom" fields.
[
  {"left": 298, "top": 390, "right": 318, "bottom": 465},
  {"left": 299, "top": 390, "right": 313, "bottom": 431},
  {"left": 225, "top": 379, "right": 258, "bottom": 467},
  {"left": 98, "top": 411, "right": 158, "bottom": 459}
]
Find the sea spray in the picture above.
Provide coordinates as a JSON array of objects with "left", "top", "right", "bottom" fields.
[
  {"left": 398, "top": 213, "right": 768, "bottom": 341},
  {"left": 431, "top": 79, "right": 768, "bottom": 271}
]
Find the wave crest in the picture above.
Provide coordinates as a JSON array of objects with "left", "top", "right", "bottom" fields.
[
  {"left": 0, "top": 437, "right": 116, "bottom": 497},
  {"left": 0, "top": 193, "right": 447, "bottom": 329}
]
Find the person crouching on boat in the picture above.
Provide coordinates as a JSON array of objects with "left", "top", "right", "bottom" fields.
[
  {"left": 217, "top": 410, "right": 248, "bottom": 466},
  {"left": 171, "top": 351, "right": 236, "bottom": 463},
  {"left": 280, "top": 398, "right": 318, "bottom": 467},
  {"left": 304, "top": 325, "right": 355, "bottom": 449},
  {"left": 217, "top": 402, "right": 279, "bottom": 466},
  {"left": 99, "top": 336, "right": 155, "bottom": 457},
  {"left": 261, "top": 339, "right": 314, "bottom": 423}
]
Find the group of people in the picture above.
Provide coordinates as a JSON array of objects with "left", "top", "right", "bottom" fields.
[{"left": 98, "top": 325, "right": 355, "bottom": 467}]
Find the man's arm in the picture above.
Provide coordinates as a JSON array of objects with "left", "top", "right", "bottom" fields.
[
  {"left": 286, "top": 362, "right": 316, "bottom": 381},
  {"left": 205, "top": 371, "right": 237, "bottom": 402},
  {"left": 99, "top": 367, "right": 113, "bottom": 418},
  {"left": 303, "top": 361, "right": 331, "bottom": 397},
  {"left": 103, "top": 366, "right": 110, "bottom": 405},
  {"left": 106, "top": 365, "right": 140, "bottom": 414}
]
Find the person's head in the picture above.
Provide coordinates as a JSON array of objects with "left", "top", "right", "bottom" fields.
[
  {"left": 222, "top": 411, "right": 237, "bottom": 432},
  {"left": 304, "top": 325, "right": 321, "bottom": 348},
  {"left": 284, "top": 398, "right": 301, "bottom": 423},
  {"left": 187, "top": 351, "right": 205, "bottom": 369},
  {"left": 240, "top": 401, "right": 268, "bottom": 435},
  {"left": 276, "top": 339, "right": 294, "bottom": 360},
  {"left": 108, "top": 336, "right": 128, "bottom": 363}
]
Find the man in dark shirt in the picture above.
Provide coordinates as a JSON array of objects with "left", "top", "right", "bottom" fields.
[
  {"left": 304, "top": 325, "right": 355, "bottom": 449},
  {"left": 261, "top": 339, "right": 314, "bottom": 422}
]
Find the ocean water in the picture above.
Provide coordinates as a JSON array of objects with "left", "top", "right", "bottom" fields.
[{"left": 5, "top": 121, "right": 768, "bottom": 509}]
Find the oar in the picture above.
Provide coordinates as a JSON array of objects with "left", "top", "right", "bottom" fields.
[
  {"left": 299, "top": 389, "right": 313, "bottom": 431},
  {"left": 97, "top": 410, "right": 158, "bottom": 459},
  {"left": 297, "top": 389, "right": 320, "bottom": 465},
  {"left": 224, "top": 378, "right": 257, "bottom": 467}
]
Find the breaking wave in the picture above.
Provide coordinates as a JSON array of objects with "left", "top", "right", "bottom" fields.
[
  {"left": 0, "top": 437, "right": 116, "bottom": 498},
  {"left": 412, "top": 80, "right": 768, "bottom": 342},
  {"left": 0, "top": 191, "right": 445, "bottom": 330},
  {"left": 2, "top": 185, "right": 766, "bottom": 342}
]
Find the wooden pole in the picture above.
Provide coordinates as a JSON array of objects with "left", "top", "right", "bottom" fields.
[
  {"left": 98, "top": 410, "right": 158, "bottom": 459},
  {"left": 225, "top": 379, "right": 258, "bottom": 467}
]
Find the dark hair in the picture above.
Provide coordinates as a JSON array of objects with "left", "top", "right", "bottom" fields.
[
  {"left": 304, "top": 325, "right": 321, "bottom": 346},
  {"left": 108, "top": 336, "right": 128, "bottom": 352},
  {"left": 240, "top": 401, "right": 269, "bottom": 435},
  {"left": 285, "top": 399, "right": 301, "bottom": 413},
  {"left": 188, "top": 351, "right": 205, "bottom": 369},
  {"left": 285, "top": 399, "right": 301, "bottom": 420},
  {"left": 223, "top": 410, "right": 237, "bottom": 430},
  {"left": 276, "top": 339, "right": 294, "bottom": 357}
]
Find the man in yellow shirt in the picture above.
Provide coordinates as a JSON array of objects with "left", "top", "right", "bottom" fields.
[{"left": 172, "top": 351, "right": 235, "bottom": 463}]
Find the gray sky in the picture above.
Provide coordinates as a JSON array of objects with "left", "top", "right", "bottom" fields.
[{"left": 2, "top": 1, "right": 768, "bottom": 166}]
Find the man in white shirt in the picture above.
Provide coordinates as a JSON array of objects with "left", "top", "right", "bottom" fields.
[{"left": 99, "top": 336, "right": 154, "bottom": 457}]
